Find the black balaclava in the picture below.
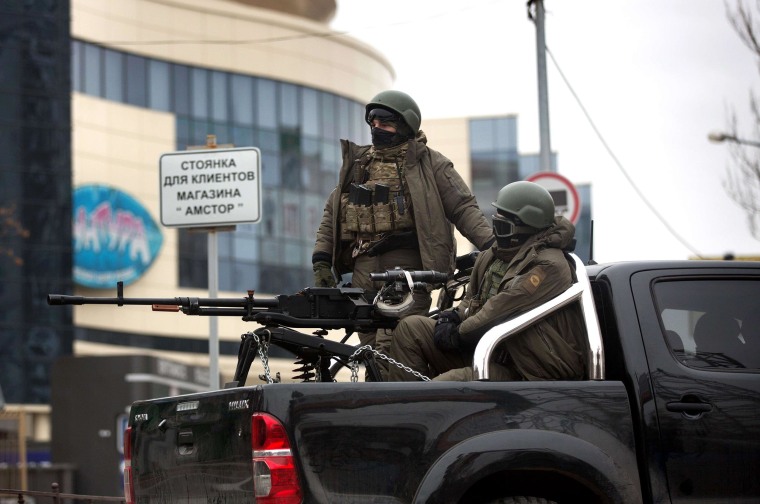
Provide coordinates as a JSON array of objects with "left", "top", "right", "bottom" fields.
[
  {"left": 368, "top": 108, "right": 414, "bottom": 149},
  {"left": 371, "top": 127, "right": 404, "bottom": 149}
]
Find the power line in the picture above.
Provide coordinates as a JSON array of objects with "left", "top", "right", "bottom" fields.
[
  {"left": 97, "top": 31, "right": 348, "bottom": 47},
  {"left": 545, "top": 46, "right": 705, "bottom": 259}
]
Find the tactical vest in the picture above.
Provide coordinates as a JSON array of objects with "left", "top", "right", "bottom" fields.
[
  {"left": 340, "top": 145, "right": 415, "bottom": 240},
  {"left": 482, "top": 257, "right": 511, "bottom": 302}
]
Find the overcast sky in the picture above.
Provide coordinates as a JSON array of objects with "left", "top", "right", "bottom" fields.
[{"left": 331, "top": 0, "right": 759, "bottom": 262}]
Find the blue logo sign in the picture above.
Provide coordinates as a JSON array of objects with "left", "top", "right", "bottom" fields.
[{"left": 74, "top": 185, "right": 164, "bottom": 289}]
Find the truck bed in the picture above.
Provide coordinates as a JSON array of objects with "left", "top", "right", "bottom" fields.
[{"left": 130, "top": 380, "right": 640, "bottom": 504}]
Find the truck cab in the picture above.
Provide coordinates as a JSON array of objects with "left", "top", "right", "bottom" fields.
[{"left": 591, "top": 261, "right": 760, "bottom": 503}]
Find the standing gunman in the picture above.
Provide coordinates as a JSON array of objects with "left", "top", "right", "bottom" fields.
[{"left": 312, "top": 90, "right": 494, "bottom": 378}]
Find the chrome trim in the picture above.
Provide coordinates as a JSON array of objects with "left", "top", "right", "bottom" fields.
[
  {"left": 473, "top": 253, "right": 604, "bottom": 380},
  {"left": 176, "top": 400, "right": 200, "bottom": 412},
  {"left": 253, "top": 449, "right": 292, "bottom": 458},
  {"left": 228, "top": 399, "right": 250, "bottom": 411}
]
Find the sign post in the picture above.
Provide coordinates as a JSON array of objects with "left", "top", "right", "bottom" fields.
[
  {"left": 526, "top": 171, "right": 581, "bottom": 225},
  {"left": 207, "top": 228, "right": 220, "bottom": 390},
  {"left": 159, "top": 135, "right": 262, "bottom": 389}
]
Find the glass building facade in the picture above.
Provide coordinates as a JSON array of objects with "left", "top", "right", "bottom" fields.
[
  {"left": 469, "top": 116, "right": 521, "bottom": 216},
  {"left": 0, "top": 1, "right": 73, "bottom": 404},
  {"left": 71, "top": 40, "right": 370, "bottom": 295}
]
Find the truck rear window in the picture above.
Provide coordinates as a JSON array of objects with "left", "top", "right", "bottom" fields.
[{"left": 653, "top": 278, "right": 760, "bottom": 370}]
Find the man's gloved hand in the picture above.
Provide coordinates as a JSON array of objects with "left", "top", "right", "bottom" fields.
[
  {"left": 433, "top": 310, "right": 461, "bottom": 351},
  {"left": 313, "top": 261, "right": 336, "bottom": 287},
  {"left": 437, "top": 310, "right": 461, "bottom": 325}
]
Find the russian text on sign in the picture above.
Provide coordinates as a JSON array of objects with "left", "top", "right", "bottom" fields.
[
  {"left": 159, "top": 147, "right": 262, "bottom": 227},
  {"left": 177, "top": 188, "right": 243, "bottom": 201},
  {"left": 180, "top": 158, "right": 238, "bottom": 170},
  {"left": 185, "top": 204, "right": 236, "bottom": 216}
]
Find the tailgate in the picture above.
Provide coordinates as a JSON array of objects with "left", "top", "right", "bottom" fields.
[{"left": 129, "top": 387, "right": 262, "bottom": 504}]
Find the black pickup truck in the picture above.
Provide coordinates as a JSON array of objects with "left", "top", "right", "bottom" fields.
[{"left": 56, "top": 255, "right": 760, "bottom": 503}]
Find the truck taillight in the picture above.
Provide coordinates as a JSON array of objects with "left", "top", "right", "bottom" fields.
[
  {"left": 251, "top": 413, "right": 302, "bottom": 504},
  {"left": 123, "top": 426, "right": 135, "bottom": 504}
]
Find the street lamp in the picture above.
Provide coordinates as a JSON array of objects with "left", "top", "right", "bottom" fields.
[{"left": 708, "top": 131, "right": 760, "bottom": 148}]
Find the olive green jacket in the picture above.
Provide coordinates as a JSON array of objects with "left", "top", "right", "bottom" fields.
[
  {"left": 455, "top": 216, "right": 588, "bottom": 380},
  {"left": 313, "top": 132, "right": 494, "bottom": 275}
]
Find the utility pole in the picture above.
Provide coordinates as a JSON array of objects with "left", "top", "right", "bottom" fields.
[{"left": 531, "top": 0, "right": 553, "bottom": 172}]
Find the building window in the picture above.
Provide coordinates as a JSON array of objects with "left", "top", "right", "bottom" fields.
[
  {"left": 149, "top": 60, "right": 171, "bottom": 112},
  {"left": 104, "top": 49, "right": 123, "bottom": 102},
  {"left": 231, "top": 75, "right": 254, "bottom": 126},
  {"left": 210, "top": 70, "right": 228, "bottom": 123},
  {"left": 125, "top": 54, "right": 147, "bottom": 107},
  {"left": 256, "top": 79, "right": 277, "bottom": 128},
  {"left": 82, "top": 43, "right": 101, "bottom": 96},
  {"left": 191, "top": 68, "right": 208, "bottom": 119},
  {"left": 172, "top": 64, "right": 191, "bottom": 116}
]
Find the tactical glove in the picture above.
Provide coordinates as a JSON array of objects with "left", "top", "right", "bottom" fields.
[
  {"left": 313, "top": 261, "right": 336, "bottom": 288},
  {"left": 433, "top": 310, "right": 461, "bottom": 351},
  {"left": 437, "top": 309, "right": 461, "bottom": 325}
]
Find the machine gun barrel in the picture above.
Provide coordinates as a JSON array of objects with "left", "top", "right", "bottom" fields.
[
  {"left": 47, "top": 281, "right": 278, "bottom": 318},
  {"left": 46, "top": 294, "right": 277, "bottom": 308},
  {"left": 47, "top": 283, "right": 396, "bottom": 331},
  {"left": 368, "top": 269, "right": 449, "bottom": 285}
]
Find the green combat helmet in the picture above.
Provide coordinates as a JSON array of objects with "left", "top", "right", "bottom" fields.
[
  {"left": 492, "top": 181, "right": 555, "bottom": 229},
  {"left": 365, "top": 90, "right": 422, "bottom": 134}
]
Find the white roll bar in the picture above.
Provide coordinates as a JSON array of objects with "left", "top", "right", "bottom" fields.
[{"left": 472, "top": 253, "right": 604, "bottom": 380}]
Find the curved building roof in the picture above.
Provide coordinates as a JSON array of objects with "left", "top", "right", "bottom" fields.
[
  {"left": 229, "top": 0, "right": 336, "bottom": 23},
  {"left": 72, "top": 0, "right": 394, "bottom": 102}
]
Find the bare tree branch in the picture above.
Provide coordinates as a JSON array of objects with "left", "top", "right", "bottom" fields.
[
  {"left": 728, "top": 0, "right": 760, "bottom": 52},
  {"left": 723, "top": 0, "right": 760, "bottom": 239}
]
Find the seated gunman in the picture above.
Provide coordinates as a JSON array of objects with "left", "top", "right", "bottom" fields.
[{"left": 387, "top": 181, "right": 588, "bottom": 382}]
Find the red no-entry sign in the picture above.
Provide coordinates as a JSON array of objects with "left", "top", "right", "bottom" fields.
[{"left": 526, "top": 172, "right": 581, "bottom": 225}]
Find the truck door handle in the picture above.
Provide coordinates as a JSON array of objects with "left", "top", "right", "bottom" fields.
[
  {"left": 178, "top": 429, "right": 195, "bottom": 455},
  {"left": 666, "top": 397, "right": 712, "bottom": 418}
]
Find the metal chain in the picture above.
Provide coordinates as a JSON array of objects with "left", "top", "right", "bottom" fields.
[
  {"left": 248, "top": 334, "right": 430, "bottom": 384},
  {"left": 252, "top": 330, "right": 274, "bottom": 384},
  {"left": 349, "top": 359, "right": 359, "bottom": 382},
  {"left": 348, "top": 345, "right": 431, "bottom": 382}
]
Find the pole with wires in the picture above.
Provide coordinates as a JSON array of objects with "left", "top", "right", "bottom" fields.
[{"left": 529, "top": 0, "right": 553, "bottom": 173}]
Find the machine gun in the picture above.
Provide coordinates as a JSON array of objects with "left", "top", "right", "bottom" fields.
[
  {"left": 48, "top": 283, "right": 396, "bottom": 330},
  {"left": 48, "top": 282, "right": 401, "bottom": 383},
  {"left": 47, "top": 261, "right": 467, "bottom": 384}
]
